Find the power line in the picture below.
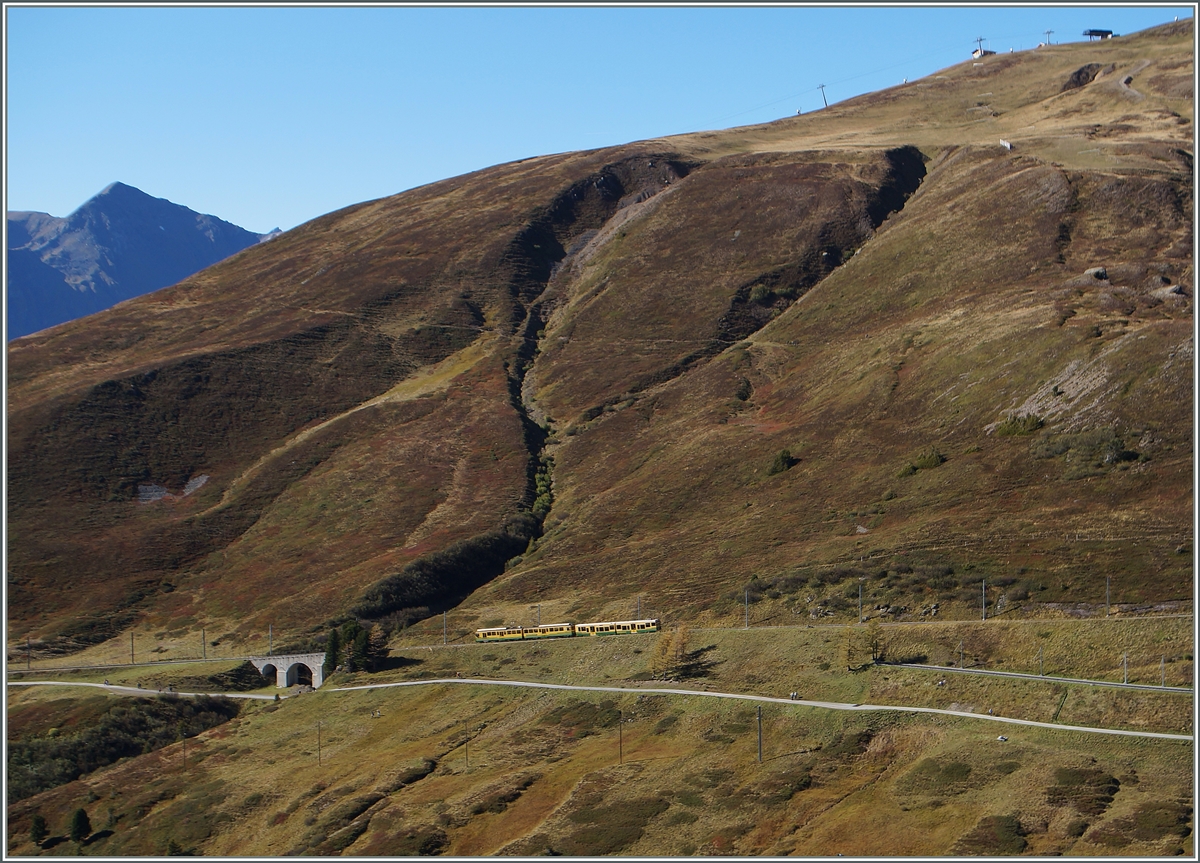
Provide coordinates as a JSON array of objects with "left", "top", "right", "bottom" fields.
[{"left": 702, "top": 41, "right": 965, "bottom": 126}]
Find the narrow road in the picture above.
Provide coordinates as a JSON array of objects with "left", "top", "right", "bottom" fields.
[
  {"left": 328, "top": 678, "right": 1192, "bottom": 741},
  {"left": 888, "top": 662, "right": 1194, "bottom": 693},
  {"left": 7, "top": 680, "right": 278, "bottom": 700},
  {"left": 10, "top": 678, "right": 1191, "bottom": 742}
]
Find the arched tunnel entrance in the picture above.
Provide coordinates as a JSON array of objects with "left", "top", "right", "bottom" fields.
[
  {"left": 248, "top": 653, "right": 327, "bottom": 689},
  {"left": 286, "top": 662, "right": 314, "bottom": 687}
]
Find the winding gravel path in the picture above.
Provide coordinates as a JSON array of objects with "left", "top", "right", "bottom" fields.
[{"left": 10, "top": 677, "right": 1191, "bottom": 741}]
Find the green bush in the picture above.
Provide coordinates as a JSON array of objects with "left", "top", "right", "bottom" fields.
[
  {"left": 532, "top": 455, "right": 554, "bottom": 518},
  {"left": 29, "top": 814, "right": 48, "bottom": 845},
  {"left": 912, "top": 447, "right": 946, "bottom": 470},
  {"left": 748, "top": 284, "right": 774, "bottom": 304},
  {"left": 767, "top": 449, "right": 797, "bottom": 475},
  {"left": 996, "top": 413, "right": 1044, "bottom": 436},
  {"left": 69, "top": 808, "right": 91, "bottom": 843}
]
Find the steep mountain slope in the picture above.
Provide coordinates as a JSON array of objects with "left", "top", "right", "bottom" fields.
[
  {"left": 4, "top": 19, "right": 1193, "bottom": 859},
  {"left": 6, "top": 182, "right": 275, "bottom": 340},
  {"left": 7, "top": 22, "right": 1191, "bottom": 657}
]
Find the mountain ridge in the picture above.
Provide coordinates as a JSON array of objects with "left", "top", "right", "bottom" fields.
[
  {"left": 6, "top": 21, "right": 1191, "bottom": 654},
  {"left": 6, "top": 182, "right": 278, "bottom": 340}
]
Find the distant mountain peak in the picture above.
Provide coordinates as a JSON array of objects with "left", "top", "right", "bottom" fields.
[{"left": 7, "top": 183, "right": 271, "bottom": 340}]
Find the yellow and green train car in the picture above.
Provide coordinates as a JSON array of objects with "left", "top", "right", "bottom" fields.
[
  {"left": 522, "top": 623, "right": 575, "bottom": 639},
  {"left": 574, "top": 618, "right": 660, "bottom": 636},
  {"left": 474, "top": 618, "right": 660, "bottom": 643},
  {"left": 474, "top": 626, "right": 527, "bottom": 643}
]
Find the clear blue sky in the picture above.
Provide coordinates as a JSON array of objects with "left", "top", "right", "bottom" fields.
[{"left": 6, "top": 4, "right": 1191, "bottom": 233}]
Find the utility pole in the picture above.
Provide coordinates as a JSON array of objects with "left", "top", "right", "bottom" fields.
[
  {"left": 618, "top": 710, "right": 624, "bottom": 765},
  {"left": 27, "top": 637, "right": 31, "bottom": 671},
  {"left": 1161, "top": 655, "right": 1166, "bottom": 687},
  {"left": 757, "top": 706, "right": 763, "bottom": 763},
  {"left": 1106, "top": 576, "right": 1110, "bottom": 617},
  {"left": 959, "top": 640, "right": 964, "bottom": 669},
  {"left": 818, "top": 84, "right": 828, "bottom": 108},
  {"left": 537, "top": 605, "right": 541, "bottom": 627},
  {"left": 1044, "top": 29, "right": 1053, "bottom": 45},
  {"left": 202, "top": 627, "right": 206, "bottom": 660},
  {"left": 858, "top": 582, "right": 863, "bottom": 623},
  {"left": 1039, "top": 645, "right": 1044, "bottom": 676},
  {"left": 269, "top": 624, "right": 273, "bottom": 655},
  {"left": 317, "top": 722, "right": 322, "bottom": 765},
  {"left": 443, "top": 612, "right": 448, "bottom": 645},
  {"left": 982, "top": 578, "right": 987, "bottom": 621},
  {"left": 975, "top": 35, "right": 985, "bottom": 54},
  {"left": 1123, "top": 652, "right": 1128, "bottom": 684},
  {"left": 744, "top": 589, "right": 749, "bottom": 630},
  {"left": 466, "top": 736, "right": 469, "bottom": 768},
  {"left": 637, "top": 595, "right": 641, "bottom": 619},
  {"left": 131, "top": 632, "right": 135, "bottom": 665}
]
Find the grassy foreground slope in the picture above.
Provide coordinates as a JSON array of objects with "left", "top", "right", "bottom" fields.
[{"left": 5, "top": 619, "right": 1193, "bottom": 857}]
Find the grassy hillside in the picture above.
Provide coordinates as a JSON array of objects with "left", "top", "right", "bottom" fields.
[
  {"left": 6, "top": 617, "right": 1193, "bottom": 856},
  {"left": 5, "top": 19, "right": 1193, "bottom": 856}
]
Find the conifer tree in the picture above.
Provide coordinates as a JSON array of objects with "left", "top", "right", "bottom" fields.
[
  {"left": 350, "top": 628, "right": 370, "bottom": 672},
  {"left": 366, "top": 624, "right": 389, "bottom": 672},
  {"left": 68, "top": 808, "right": 90, "bottom": 843},
  {"left": 339, "top": 621, "right": 364, "bottom": 671},
  {"left": 29, "top": 813, "right": 47, "bottom": 845},
  {"left": 324, "top": 628, "right": 341, "bottom": 672}
]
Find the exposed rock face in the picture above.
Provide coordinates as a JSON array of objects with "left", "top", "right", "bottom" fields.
[
  {"left": 7, "top": 182, "right": 273, "bottom": 339},
  {"left": 1062, "top": 63, "right": 1107, "bottom": 91}
]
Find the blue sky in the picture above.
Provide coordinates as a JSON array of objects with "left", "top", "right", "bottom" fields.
[{"left": 5, "top": 4, "right": 1192, "bottom": 233}]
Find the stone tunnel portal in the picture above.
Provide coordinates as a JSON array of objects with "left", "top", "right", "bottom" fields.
[{"left": 248, "top": 653, "right": 326, "bottom": 689}]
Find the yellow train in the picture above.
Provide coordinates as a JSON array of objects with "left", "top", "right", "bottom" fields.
[{"left": 475, "top": 618, "right": 660, "bottom": 643}]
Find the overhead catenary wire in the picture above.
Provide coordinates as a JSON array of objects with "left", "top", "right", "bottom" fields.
[
  {"left": 701, "top": 24, "right": 1097, "bottom": 129},
  {"left": 701, "top": 38, "right": 982, "bottom": 127}
]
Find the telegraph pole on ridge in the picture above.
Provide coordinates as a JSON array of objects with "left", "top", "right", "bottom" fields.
[{"left": 818, "top": 84, "right": 828, "bottom": 108}]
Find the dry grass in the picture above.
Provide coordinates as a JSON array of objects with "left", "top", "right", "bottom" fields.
[{"left": 4, "top": 19, "right": 1193, "bottom": 858}]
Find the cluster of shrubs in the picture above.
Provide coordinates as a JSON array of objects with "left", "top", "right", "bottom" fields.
[
  {"left": 766, "top": 449, "right": 798, "bottom": 476},
  {"left": 28, "top": 808, "right": 94, "bottom": 847},
  {"left": 532, "top": 455, "right": 554, "bottom": 519},
  {"left": 8, "top": 695, "right": 239, "bottom": 802},
  {"left": 898, "top": 447, "right": 946, "bottom": 477},
  {"left": 350, "top": 513, "right": 540, "bottom": 623},
  {"left": 995, "top": 413, "right": 1044, "bottom": 436},
  {"left": 724, "top": 561, "right": 1037, "bottom": 613},
  {"left": 1032, "top": 426, "right": 1144, "bottom": 478},
  {"left": 323, "top": 620, "right": 389, "bottom": 674}
]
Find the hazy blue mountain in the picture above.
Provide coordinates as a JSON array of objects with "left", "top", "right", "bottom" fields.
[{"left": 7, "top": 182, "right": 279, "bottom": 340}]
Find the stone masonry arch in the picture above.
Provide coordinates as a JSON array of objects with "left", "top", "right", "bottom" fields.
[{"left": 248, "top": 653, "right": 326, "bottom": 689}]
